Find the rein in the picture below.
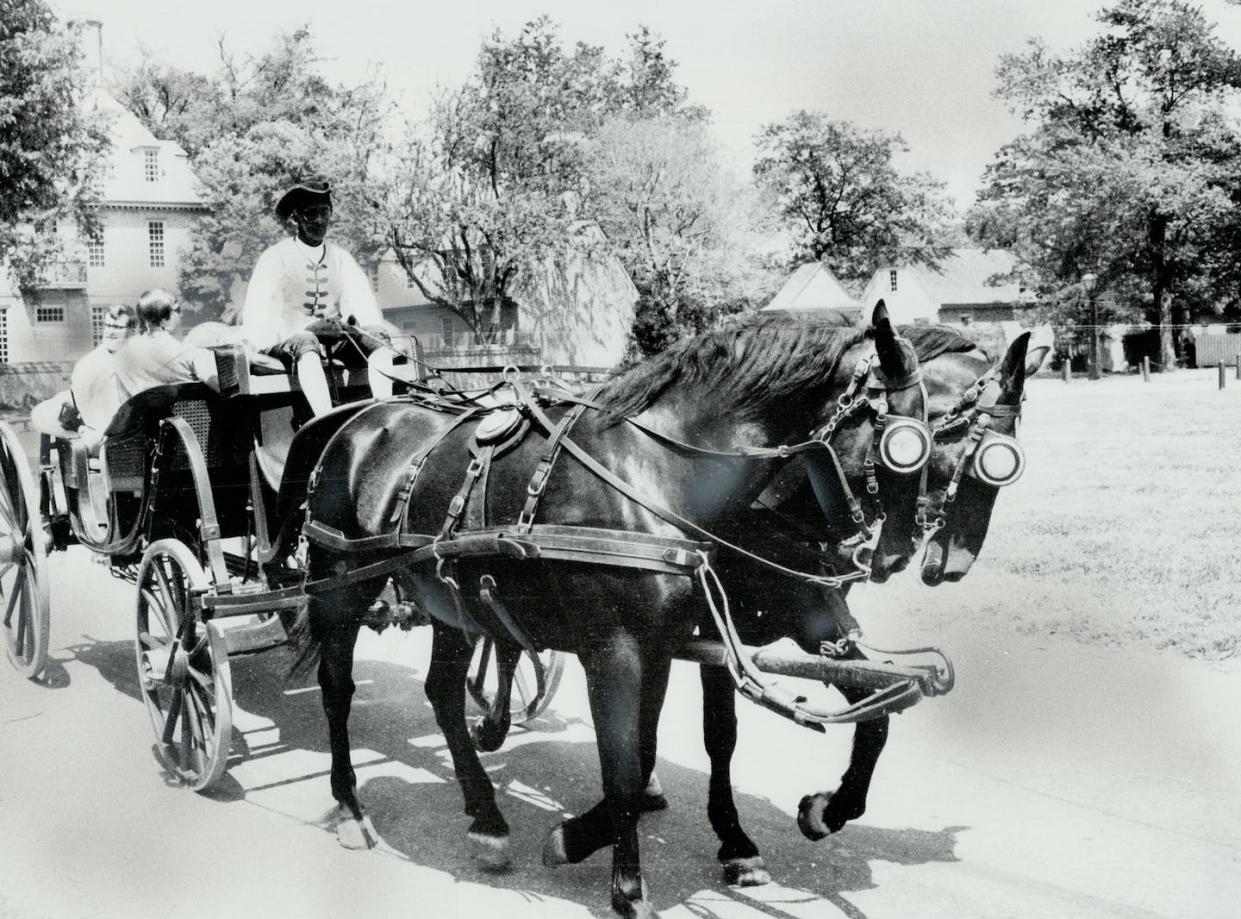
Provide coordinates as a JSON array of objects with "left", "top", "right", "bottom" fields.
[{"left": 298, "top": 349, "right": 963, "bottom": 728}]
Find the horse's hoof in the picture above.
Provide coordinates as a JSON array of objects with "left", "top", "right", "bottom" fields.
[
  {"left": 542, "top": 824, "right": 568, "bottom": 867},
  {"left": 468, "top": 830, "right": 512, "bottom": 871},
  {"left": 471, "top": 717, "right": 506, "bottom": 753},
  {"left": 723, "top": 856, "right": 771, "bottom": 887},
  {"left": 797, "top": 793, "right": 832, "bottom": 841},
  {"left": 640, "top": 792, "right": 668, "bottom": 812},
  {"left": 335, "top": 806, "right": 378, "bottom": 850},
  {"left": 612, "top": 879, "right": 656, "bottom": 919}
]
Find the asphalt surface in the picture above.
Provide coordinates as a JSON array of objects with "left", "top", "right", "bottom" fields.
[{"left": 2, "top": 547, "right": 1240, "bottom": 919}]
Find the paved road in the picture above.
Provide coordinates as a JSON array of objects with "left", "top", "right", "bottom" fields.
[{"left": 2, "top": 548, "right": 1239, "bottom": 919}]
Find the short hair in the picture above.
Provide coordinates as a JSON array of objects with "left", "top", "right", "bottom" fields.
[
  {"left": 106, "top": 303, "right": 137, "bottom": 332},
  {"left": 136, "top": 289, "right": 176, "bottom": 329}
]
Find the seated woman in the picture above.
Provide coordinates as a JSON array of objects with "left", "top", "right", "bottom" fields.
[
  {"left": 113, "top": 289, "right": 220, "bottom": 401},
  {"left": 29, "top": 304, "right": 137, "bottom": 448}
]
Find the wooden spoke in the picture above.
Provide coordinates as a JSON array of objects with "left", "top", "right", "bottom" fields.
[
  {"left": 0, "top": 422, "right": 50, "bottom": 680},
  {"left": 135, "top": 540, "right": 233, "bottom": 792}
]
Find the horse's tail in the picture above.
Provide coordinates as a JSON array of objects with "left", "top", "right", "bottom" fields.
[{"left": 280, "top": 605, "right": 321, "bottom": 682}]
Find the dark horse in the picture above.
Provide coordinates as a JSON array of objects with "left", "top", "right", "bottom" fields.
[
  {"left": 672, "top": 321, "right": 1041, "bottom": 887},
  {"left": 291, "top": 307, "right": 1034, "bottom": 917},
  {"left": 470, "top": 318, "right": 1042, "bottom": 888}
]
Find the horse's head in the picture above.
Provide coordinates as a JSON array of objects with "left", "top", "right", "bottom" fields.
[
  {"left": 768, "top": 302, "right": 935, "bottom": 584},
  {"left": 913, "top": 331, "right": 1044, "bottom": 585}
]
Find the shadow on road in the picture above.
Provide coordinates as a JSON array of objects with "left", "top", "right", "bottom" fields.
[{"left": 69, "top": 634, "right": 962, "bottom": 918}]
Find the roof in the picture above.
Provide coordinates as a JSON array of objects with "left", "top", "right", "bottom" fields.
[
  {"left": 899, "top": 248, "right": 1023, "bottom": 307},
  {"left": 89, "top": 88, "right": 205, "bottom": 210},
  {"left": 764, "top": 262, "right": 859, "bottom": 311}
]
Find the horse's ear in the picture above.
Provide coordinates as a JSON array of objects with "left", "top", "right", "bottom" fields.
[
  {"left": 998, "top": 332, "right": 1031, "bottom": 405},
  {"left": 871, "top": 300, "right": 916, "bottom": 379}
]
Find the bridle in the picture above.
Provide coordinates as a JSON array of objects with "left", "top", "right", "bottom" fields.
[{"left": 916, "top": 362, "right": 1026, "bottom": 536}]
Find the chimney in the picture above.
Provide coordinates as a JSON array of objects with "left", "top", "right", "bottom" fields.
[{"left": 70, "top": 19, "right": 103, "bottom": 85}]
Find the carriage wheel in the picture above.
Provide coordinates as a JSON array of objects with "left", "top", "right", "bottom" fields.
[
  {"left": 0, "top": 422, "right": 50, "bottom": 680},
  {"left": 134, "top": 539, "right": 233, "bottom": 791},
  {"left": 466, "top": 636, "right": 565, "bottom": 725}
]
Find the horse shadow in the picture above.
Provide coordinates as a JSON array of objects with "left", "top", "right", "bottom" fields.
[{"left": 69, "top": 634, "right": 963, "bottom": 918}]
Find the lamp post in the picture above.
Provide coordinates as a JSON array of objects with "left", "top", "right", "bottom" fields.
[{"left": 1081, "top": 272, "right": 1100, "bottom": 380}]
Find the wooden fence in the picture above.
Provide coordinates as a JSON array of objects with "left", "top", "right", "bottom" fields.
[{"left": 1194, "top": 334, "right": 1241, "bottom": 368}]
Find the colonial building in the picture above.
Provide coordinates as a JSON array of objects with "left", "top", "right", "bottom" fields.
[
  {"left": 0, "top": 21, "right": 206, "bottom": 374},
  {"left": 859, "top": 248, "right": 1031, "bottom": 327}
]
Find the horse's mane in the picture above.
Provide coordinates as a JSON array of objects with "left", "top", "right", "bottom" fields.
[
  {"left": 899, "top": 324, "right": 990, "bottom": 363},
  {"left": 599, "top": 312, "right": 866, "bottom": 420}
]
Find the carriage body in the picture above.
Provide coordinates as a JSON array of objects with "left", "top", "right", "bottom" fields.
[{"left": 10, "top": 346, "right": 561, "bottom": 790}]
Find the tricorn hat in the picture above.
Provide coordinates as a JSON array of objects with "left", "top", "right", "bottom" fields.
[{"left": 275, "top": 176, "right": 332, "bottom": 221}]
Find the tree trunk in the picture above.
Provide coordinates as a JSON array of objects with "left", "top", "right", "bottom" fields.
[
  {"left": 1149, "top": 212, "right": 1176, "bottom": 372},
  {"left": 1159, "top": 291, "right": 1176, "bottom": 370}
]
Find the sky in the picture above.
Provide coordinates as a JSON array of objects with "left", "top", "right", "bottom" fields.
[{"left": 59, "top": 0, "right": 1241, "bottom": 208}]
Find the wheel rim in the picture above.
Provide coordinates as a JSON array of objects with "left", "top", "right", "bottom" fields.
[
  {"left": 135, "top": 540, "right": 232, "bottom": 791},
  {"left": 0, "top": 422, "right": 50, "bottom": 680},
  {"left": 467, "top": 637, "right": 565, "bottom": 725}
]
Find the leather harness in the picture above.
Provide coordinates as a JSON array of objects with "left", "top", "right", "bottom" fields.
[{"left": 294, "top": 358, "right": 987, "bottom": 727}]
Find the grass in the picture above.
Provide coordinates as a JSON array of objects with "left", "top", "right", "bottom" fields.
[{"left": 850, "top": 368, "right": 1241, "bottom": 664}]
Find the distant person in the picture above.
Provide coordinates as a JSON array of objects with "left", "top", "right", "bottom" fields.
[
  {"left": 239, "top": 175, "right": 396, "bottom": 417},
  {"left": 113, "top": 289, "right": 219, "bottom": 400},
  {"left": 29, "top": 304, "right": 136, "bottom": 447}
]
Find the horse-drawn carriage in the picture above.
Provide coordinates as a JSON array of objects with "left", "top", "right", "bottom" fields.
[
  {"left": 0, "top": 345, "right": 565, "bottom": 789},
  {"left": 3, "top": 306, "right": 1033, "bottom": 917}
]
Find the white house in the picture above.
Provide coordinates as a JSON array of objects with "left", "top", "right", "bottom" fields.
[
  {"left": 0, "top": 21, "right": 206, "bottom": 371},
  {"left": 859, "top": 248, "right": 1030, "bottom": 327}
]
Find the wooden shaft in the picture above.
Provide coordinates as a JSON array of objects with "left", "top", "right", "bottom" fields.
[
  {"left": 1219, "top": 361, "right": 1226, "bottom": 390},
  {"left": 673, "top": 638, "right": 931, "bottom": 693}
]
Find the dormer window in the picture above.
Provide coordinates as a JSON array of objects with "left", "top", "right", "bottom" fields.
[
  {"left": 144, "top": 149, "right": 159, "bottom": 182},
  {"left": 889, "top": 269, "right": 898, "bottom": 292}
]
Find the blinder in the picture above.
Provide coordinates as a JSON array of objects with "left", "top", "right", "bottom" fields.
[
  {"left": 969, "top": 429, "right": 1024, "bottom": 487},
  {"left": 878, "top": 417, "right": 933, "bottom": 474}
]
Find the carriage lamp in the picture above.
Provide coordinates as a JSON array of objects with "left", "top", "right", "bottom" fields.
[
  {"left": 971, "top": 433, "right": 1025, "bottom": 487},
  {"left": 879, "top": 419, "right": 933, "bottom": 474}
]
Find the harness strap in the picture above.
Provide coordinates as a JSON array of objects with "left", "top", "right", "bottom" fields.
[
  {"left": 517, "top": 394, "right": 594, "bottom": 533},
  {"left": 511, "top": 379, "right": 864, "bottom": 589},
  {"left": 388, "top": 408, "right": 480, "bottom": 525}
]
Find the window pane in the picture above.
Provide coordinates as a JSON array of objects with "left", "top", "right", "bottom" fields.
[{"left": 148, "top": 221, "right": 165, "bottom": 267}]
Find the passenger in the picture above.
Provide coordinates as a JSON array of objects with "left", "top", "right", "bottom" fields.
[
  {"left": 239, "top": 175, "right": 397, "bottom": 417},
  {"left": 113, "top": 289, "right": 219, "bottom": 400},
  {"left": 29, "top": 304, "right": 136, "bottom": 447}
]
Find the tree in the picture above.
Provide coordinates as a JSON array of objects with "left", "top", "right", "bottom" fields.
[
  {"left": 373, "top": 19, "right": 718, "bottom": 343},
  {"left": 970, "top": 0, "right": 1241, "bottom": 369},
  {"left": 114, "top": 28, "right": 390, "bottom": 319},
  {"left": 584, "top": 117, "right": 778, "bottom": 356},
  {"left": 0, "top": 3, "right": 108, "bottom": 291},
  {"left": 753, "top": 111, "right": 952, "bottom": 290}
]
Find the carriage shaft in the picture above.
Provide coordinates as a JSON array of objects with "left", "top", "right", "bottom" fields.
[{"left": 674, "top": 638, "right": 933, "bottom": 693}]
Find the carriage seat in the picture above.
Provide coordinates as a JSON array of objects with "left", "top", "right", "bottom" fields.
[{"left": 213, "top": 345, "right": 292, "bottom": 399}]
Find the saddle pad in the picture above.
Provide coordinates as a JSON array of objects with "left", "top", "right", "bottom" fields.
[{"left": 475, "top": 407, "right": 522, "bottom": 444}]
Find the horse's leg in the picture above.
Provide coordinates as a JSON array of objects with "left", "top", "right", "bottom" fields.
[
  {"left": 470, "top": 639, "right": 518, "bottom": 753},
  {"left": 310, "top": 594, "right": 374, "bottom": 849},
  {"left": 424, "top": 624, "right": 511, "bottom": 870},
  {"left": 700, "top": 663, "right": 771, "bottom": 885},
  {"left": 796, "top": 648, "right": 890, "bottom": 839},
  {"left": 544, "top": 632, "right": 656, "bottom": 919},
  {"left": 543, "top": 641, "right": 672, "bottom": 867}
]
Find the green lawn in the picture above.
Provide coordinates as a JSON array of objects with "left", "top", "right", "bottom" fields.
[{"left": 851, "top": 368, "right": 1241, "bottom": 663}]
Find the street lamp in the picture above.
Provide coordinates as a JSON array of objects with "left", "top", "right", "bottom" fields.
[{"left": 1081, "top": 272, "right": 1100, "bottom": 380}]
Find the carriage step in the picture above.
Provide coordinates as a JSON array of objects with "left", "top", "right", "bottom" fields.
[{"left": 218, "top": 615, "right": 289, "bottom": 656}]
